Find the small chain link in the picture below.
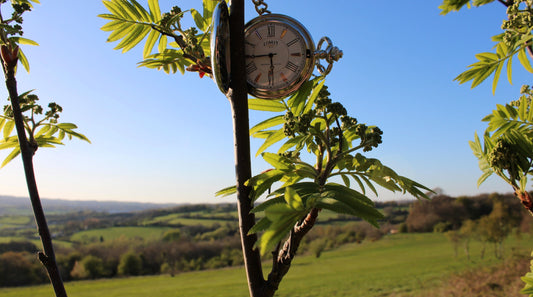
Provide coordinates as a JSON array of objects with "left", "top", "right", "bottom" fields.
[
  {"left": 252, "top": 0, "right": 271, "bottom": 15},
  {"left": 315, "top": 37, "right": 343, "bottom": 76}
]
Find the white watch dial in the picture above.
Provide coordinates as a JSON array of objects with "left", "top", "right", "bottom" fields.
[{"left": 244, "top": 15, "right": 315, "bottom": 99}]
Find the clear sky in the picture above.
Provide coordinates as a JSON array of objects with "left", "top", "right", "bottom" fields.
[{"left": 0, "top": 0, "right": 529, "bottom": 204}]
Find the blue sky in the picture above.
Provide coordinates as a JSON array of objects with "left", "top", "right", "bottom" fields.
[{"left": 0, "top": 0, "right": 529, "bottom": 204}]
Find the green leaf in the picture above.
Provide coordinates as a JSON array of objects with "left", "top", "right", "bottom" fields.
[
  {"left": 316, "top": 198, "right": 359, "bottom": 216},
  {"left": 303, "top": 78, "right": 325, "bottom": 114},
  {"left": 250, "top": 115, "right": 284, "bottom": 135},
  {"left": 324, "top": 183, "right": 374, "bottom": 205},
  {"left": 475, "top": 52, "right": 498, "bottom": 62},
  {"left": 158, "top": 34, "right": 168, "bottom": 53},
  {"left": 256, "top": 129, "right": 286, "bottom": 156},
  {"left": 56, "top": 123, "right": 78, "bottom": 129},
  {"left": 248, "top": 216, "right": 272, "bottom": 234},
  {"left": 294, "top": 163, "right": 317, "bottom": 179},
  {"left": 519, "top": 48, "right": 533, "bottom": 73},
  {"left": 248, "top": 99, "right": 286, "bottom": 112},
  {"left": 215, "top": 185, "right": 236, "bottom": 197},
  {"left": 278, "top": 135, "right": 308, "bottom": 155},
  {"left": 0, "top": 136, "right": 19, "bottom": 150},
  {"left": 34, "top": 125, "right": 50, "bottom": 137},
  {"left": 257, "top": 215, "right": 297, "bottom": 255},
  {"left": 1, "top": 147, "right": 20, "bottom": 168},
  {"left": 359, "top": 175, "right": 378, "bottom": 196},
  {"left": 262, "top": 152, "right": 291, "bottom": 170},
  {"left": 3, "top": 121, "right": 14, "bottom": 140},
  {"left": 247, "top": 169, "right": 285, "bottom": 201},
  {"left": 492, "top": 58, "right": 503, "bottom": 95},
  {"left": 143, "top": 30, "right": 160, "bottom": 58},
  {"left": 284, "top": 187, "right": 304, "bottom": 211},
  {"left": 251, "top": 196, "right": 286, "bottom": 213},
  {"left": 341, "top": 174, "right": 350, "bottom": 187},
  {"left": 17, "top": 49, "right": 30, "bottom": 73},
  {"left": 10, "top": 37, "right": 39, "bottom": 46},
  {"left": 287, "top": 79, "right": 313, "bottom": 116},
  {"left": 118, "top": 25, "right": 151, "bottom": 53},
  {"left": 506, "top": 54, "right": 513, "bottom": 85},
  {"left": 202, "top": 0, "right": 217, "bottom": 24},
  {"left": 270, "top": 182, "right": 320, "bottom": 198},
  {"left": 147, "top": 0, "right": 161, "bottom": 22},
  {"left": 190, "top": 9, "right": 207, "bottom": 32},
  {"left": 264, "top": 202, "right": 296, "bottom": 221}
]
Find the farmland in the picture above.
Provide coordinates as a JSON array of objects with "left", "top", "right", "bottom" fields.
[
  {"left": 0, "top": 233, "right": 531, "bottom": 297},
  {"left": 1, "top": 193, "right": 532, "bottom": 296}
]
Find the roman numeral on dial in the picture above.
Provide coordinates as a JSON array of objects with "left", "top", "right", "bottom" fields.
[
  {"left": 267, "top": 24, "right": 275, "bottom": 37},
  {"left": 286, "top": 61, "right": 299, "bottom": 72},
  {"left": 246, "top": 62, "right": 258, "bottom": 74},
  {"left": 287, "top": 38, "right": 300, "bottom": 47}
]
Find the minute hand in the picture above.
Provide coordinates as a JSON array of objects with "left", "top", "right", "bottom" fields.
[{"left": 245, "top": 53, "right": 277, "bottom": 59}]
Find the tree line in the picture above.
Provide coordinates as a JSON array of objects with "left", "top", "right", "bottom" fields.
[{"left": 2, "top": 192, "right": 529, "bottom": 287}]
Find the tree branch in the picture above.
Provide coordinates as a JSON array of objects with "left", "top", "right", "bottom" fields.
[
  {"left": 1, "top": 45, "right": 67, "bottom": 297},
  {"left": 515, "top": 190, "right": 533, "bottom": 216},
  {"left": 497, "top": 0, "right": 514, "bottom": 7},
  {"left": 227, "top": 1, "right": 266, "bottom": 296},
  {"left": 263, "top": 208, "right": 320, "bottom": 296}
]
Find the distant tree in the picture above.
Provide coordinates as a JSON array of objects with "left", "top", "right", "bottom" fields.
[
  {"left": 0, "top": 251, "right": 46, "bottom": 287},
  {"left": 406, "top": 196, "right": 467, "bottom": 232},
  {"left": 162, "top": 229, "right": 182, "bottom": 242},
  {"left": 444, "top": 230, "right": 462, "bottom": 258},
  {"left": 308, "top": 238, "right": 328, "bottom": 258},
  {"left": 459, "top": 219, "right": 478, "bottom": 261},
  {"left": 118, "top": 251, "right": 142, "bottom": 276},
  {"left": 0, "top": 240, "right": 38, "bottom": 254},
  {"left": 70, "top": 255, "right": 107, "bottom": 279},
  {"left": 477, "top": 200, "right": 513, "bottom": 259}
]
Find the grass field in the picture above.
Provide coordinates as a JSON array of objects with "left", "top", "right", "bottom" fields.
[
  {"left": 142, "top": 213, "right": 237, "bottom": 227},
  {"left": 0, "top": 216, "right": 31, "bottom": 226},
  {"left": 70, "top": 226, "right": 173, "bottom": 243},
  {"left": 2, "top": 232, "right": 531, "bottom": 297}
]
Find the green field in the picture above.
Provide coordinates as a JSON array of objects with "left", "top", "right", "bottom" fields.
[
  {"left": 70, "top": 226, "right": 173, "bottom": 243},
  {"left": 142, "top": 212, "right": 237, "bottom": 227},
  {"left": 2, "top": 232, "right": 531, "bottom": 297},
  {"left": 0, "top": 216, "right": 31, "bottom": 226}
]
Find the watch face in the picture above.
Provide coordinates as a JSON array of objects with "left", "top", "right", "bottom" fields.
[{"left": 244, "top": 14, "right": 315, "bottom": 99}]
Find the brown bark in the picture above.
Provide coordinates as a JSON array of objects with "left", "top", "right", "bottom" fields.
[
  {"left": 263, "top": 208, "right": 320, "bottom": 296},
  {"left": 515, "top": 190, "right": 533, "bottom": 216},
  {"left": 227, "top": 1, "right": 266, "bottom": 296}
]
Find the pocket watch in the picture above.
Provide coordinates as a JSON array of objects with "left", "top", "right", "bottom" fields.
[
  {"left": 244, "top": 14, "right": 315, "bottom": 99},
  {"left": 210, "top": 0, "right": 231, "bottom": 94}
]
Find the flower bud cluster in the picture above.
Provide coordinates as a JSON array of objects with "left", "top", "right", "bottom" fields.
[
  {"left": 489, "top": 138, "right": 521, "bottom": 178},
  {"left": 510, "top": 84, "right": 533, "bottom": 107},
  {"left": 340, "top": 115, "right": 358, "bottom": 130},
  {"left": 2, "top": 2, "right": 31, "bottom": 37},
  {"left": 161, "top": 6, "right": 183, "bottom": 26},
  {"left": 502, "top": 0, "right": 533, "bottom": 46},
  {"left": 326, "top": 102, "right": 347, "bottom": 117},
  {"left": 45, "top": 103, "right": 63, "bottom": 124},
  {"left": 283, "top": 111, "right": 313, "bottom": 137},
  {"left": 3, "top": 93, "right": 63, "bottom": 123},
  {"left": 183, "top": 27, "right": 204, "bottom": 58},
  {"left": 280, "top": 150, "right": 300, "bottom": 159},
  {"left": 357, "top": 125, "right": 383, "bottom": 152}
]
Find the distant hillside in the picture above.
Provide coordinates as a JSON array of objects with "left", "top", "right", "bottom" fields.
[{"left": 0, "top": 196, "right": 179, "bottom": 215}]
